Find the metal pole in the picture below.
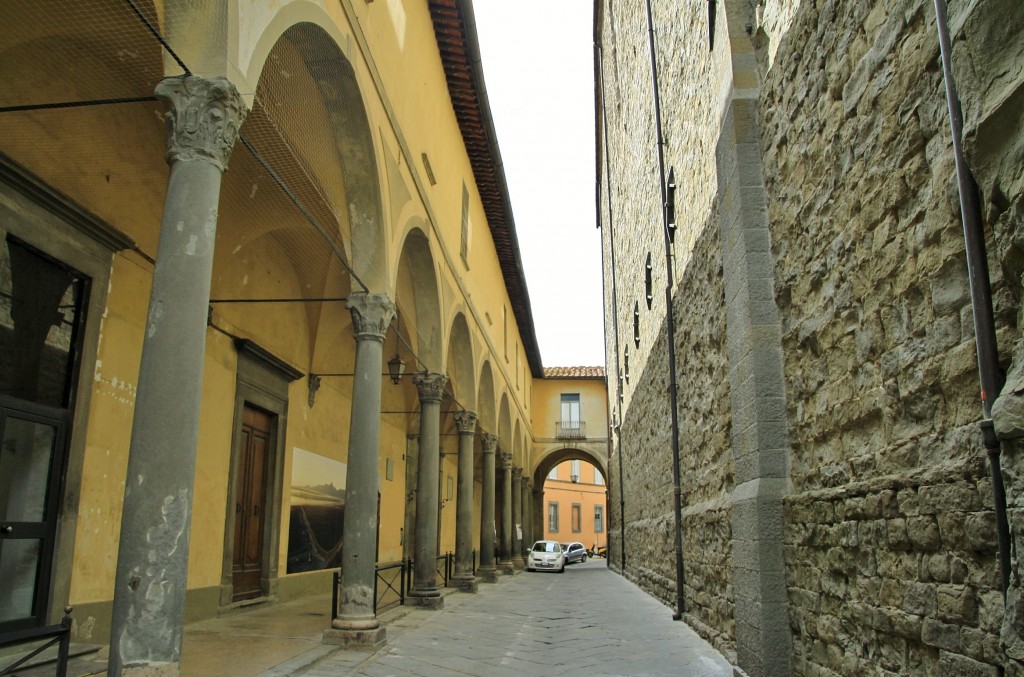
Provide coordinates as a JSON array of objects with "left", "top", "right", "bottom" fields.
[
  {"left": 644, "top": 0, "right": 687, "bottom": 618},
  {"left": 933, "top": 0, "right": 1010, "bottom": 593}
]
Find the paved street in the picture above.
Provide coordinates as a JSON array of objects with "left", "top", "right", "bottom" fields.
[
  {"left": 280, "top": 558, "right": 732, "bottom": 677},
  {"left": 13, "top": 558, "right": 730, "bottom": 676}
]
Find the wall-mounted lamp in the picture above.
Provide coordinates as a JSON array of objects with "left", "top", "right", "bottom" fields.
[
  {"left": 388, "top": 354, "right": 406, "bottom": 384},
  {"left": 571, "top": 474, "right": 580, "bottom": 483},
  {"left": 666, "top": 168, "right": 677, "bottom": 243},
  {"left": 633, "top": 302, "right": 641, "bottom": 349},
  {"left": 307, "top": 374, "right": 321, "bottom": 408}
]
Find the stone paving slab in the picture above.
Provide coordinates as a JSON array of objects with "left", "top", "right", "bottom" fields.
[{"left": 296, "top": 559, "right": 732, "bottom": 677}]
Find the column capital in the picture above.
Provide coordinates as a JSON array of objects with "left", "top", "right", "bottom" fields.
[
  {"left": 347, "top": 293, "right": 396, "bottom": 342},
  {"left": 499, "top": 451, "right": 513, "bottom": 468},
  {"left": 453, "top": 410, "right": 478, "bottom": 435},
  {"left": 481, "top": 433, "right": 498, "bottom": 454},
  {"left": 156, "top": 76, "right": 247, "bottom": 172},
  {"left": 512, "top": 467, "right": 523, "bottom": 480},
  {"left": 413, "top": 372, "right": 447, "bottom": 403}
]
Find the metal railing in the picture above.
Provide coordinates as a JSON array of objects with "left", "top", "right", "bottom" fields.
[
  {"left": 0, "top": 608, "right": 73, "bottom": 677},
  {"left": 331, "top": 551, "right": 477, "bottom": 619},
  {"left": 556, "top": 421, "right": 586, "bottom": 439}
]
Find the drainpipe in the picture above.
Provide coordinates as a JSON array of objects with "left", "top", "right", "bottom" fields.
[
  {"left": 644, "top": 0, "right": 687, "bottom": 619},
  {"left": 933, "top": 0, "right": 1010, "bottom": 592},
  {"left": 595, "top": 33, "right": 628, "bottom": 573}
]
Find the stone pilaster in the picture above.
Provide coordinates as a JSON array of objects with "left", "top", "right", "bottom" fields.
[
  {"left": 718, "top": 94, "right": 793, "bottom": 676},
  {"left": 407, "top": 372, "right": 447, "bottom": 608},
  {"left": 109, "top": 76, "right": 246, "bottom": 677},
  {"left": 451, "top": 411, "right": 478, "bottom": 592},
  {"left": 323, "top": 293, "right": 395, "bottom": 650},
  {"left": 478, "top": 434, "right": 498, "bottom": 583},
  {"left": 498, "top": 451, "right": 514, "bottom": 573},
  {"left": 511, "top": 467, "right": 524, "bottom": 567}
]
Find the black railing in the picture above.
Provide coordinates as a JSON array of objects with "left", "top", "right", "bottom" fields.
[
  {"left": 332, "top": 551, "right": 476, "bottom": 619},
  {"left": 556, "top": 421, "right": 586, "bottom": 439},
  {"left": 0, "top": 608, "right": 73, "bottom": 677}
]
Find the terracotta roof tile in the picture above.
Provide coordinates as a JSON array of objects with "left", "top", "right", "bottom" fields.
[
  {"left": 543, "top": 366, "right": 606, "bottom": 379},
  {"left": 428, "top": 0, "right": 544, "bottom": 377}
]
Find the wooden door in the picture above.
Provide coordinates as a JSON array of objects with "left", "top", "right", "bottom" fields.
[{"left": 232, "top": 405, "right": 272, "bottom": 600}]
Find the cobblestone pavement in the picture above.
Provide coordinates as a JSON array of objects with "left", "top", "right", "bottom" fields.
[{"left": 278, "top": 558, "right": 732, "bottom": 677}]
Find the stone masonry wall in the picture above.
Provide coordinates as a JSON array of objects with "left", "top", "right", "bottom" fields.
[
  {"left": 598, "top": 0, "right": 737, "bottom": 660},
  {"left": 758, "top": 0, "right": 1013, "bottom": 673}
]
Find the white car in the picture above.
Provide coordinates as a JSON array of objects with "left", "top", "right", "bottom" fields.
[{"left": 526, "top": 540, "right": 566, "bottom": 573}]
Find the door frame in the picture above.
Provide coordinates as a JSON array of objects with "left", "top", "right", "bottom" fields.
[
  {"left": 219, "top": 339, "right": 301, "bottom": 606},
  {"left": 0, "top": 155, "right": 132, "bottom": 628}
]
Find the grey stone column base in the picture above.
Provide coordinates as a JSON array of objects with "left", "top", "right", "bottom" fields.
[
  {"left": 451, "top": 575, "right": 478, "bottom": 593},
  {"left": 498, "top": 560, "right": 515, "bottom": 574},
  {"left": 322, "top": 626, "right": 386, "bottom": 650},
  {"left": 511, "top": 555, "right": 525, "bottom": 568},
  {"left": 406, "top": 592, "right": 445, "bottom": 609},
  {"left": 478, "top": 567, "right": 499, "bottom": 583}
]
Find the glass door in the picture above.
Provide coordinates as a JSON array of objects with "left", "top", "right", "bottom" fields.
[
  {"left": 0, "top": 235, "right": 87, "bottom": 633},
  {"left": 0, "top": 401, "right": 68, "bottom": 633}
]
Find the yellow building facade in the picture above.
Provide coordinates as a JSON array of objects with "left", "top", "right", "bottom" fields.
[{"left": 0, "top": 1, "right": 611, "bottom": 674}]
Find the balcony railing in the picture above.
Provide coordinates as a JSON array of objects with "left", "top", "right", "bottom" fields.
[{"left": 556, "top": 421, "right": 586, "bottom": 439}]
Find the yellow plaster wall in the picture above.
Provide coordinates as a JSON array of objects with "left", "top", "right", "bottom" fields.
[
  {"left": 531, "top": 378, "right": 609, "bottom": 446},
  {"left": 6, "top": 0, "right": 546, "bottom": 628},
  {"left": 69, "top": 254, "right": 150, "bottom": 604}
]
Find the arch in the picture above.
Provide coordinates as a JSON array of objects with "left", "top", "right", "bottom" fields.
[
  {"left": 532, "top": 447, "right": 609, "bottom": 491},
  {"left": 247, "top": 18, "right": 386, "bottom": 289},
  {"left": 513, "top": 419, "right": 523, "bottom": 467},
  {"left": 394, "top": 226, "right": 443, "bottom": 370},
  {"left": 497, "top": 393, "right": 512, "bottom": 453},
  {"left": 445, "top": 312, "right": 476, "bottom": 412},
  {"left": 477, "top": 361, "right": 497, "bottom": 435}
]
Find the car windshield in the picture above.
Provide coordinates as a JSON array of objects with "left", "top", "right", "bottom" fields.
[{"left": 533, "top": 542, "right": 560, "bottom": 553}]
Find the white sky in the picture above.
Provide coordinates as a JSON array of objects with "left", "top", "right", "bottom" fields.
[{"left": 473, "top": 2, "right": 605, "bottom": 369}]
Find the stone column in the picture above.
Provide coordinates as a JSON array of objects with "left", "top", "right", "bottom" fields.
[
  {"left": 109, "top": 76, "right": 245, "bottom": 677},
  {"left": 478, "top": 434, "right": 498, "bottom": 583},
  {"left": 511, "top": 467, "right": 524, "bottom": 568},
  {"left": 451, "top": 411, "right": 478, "bottom": 592},
  {"left": 498, "top": 451, "right": 514, "bottom": 573},
  {"left": 407, "top": 372, "right": 447, "bottom": 608},
  {"left": 521, "top": 477, "right": 533, "bottom": 552},
  {"left": 324, "top": 293, "right": 395, "bottom": 649}
]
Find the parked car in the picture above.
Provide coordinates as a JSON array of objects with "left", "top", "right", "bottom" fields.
[
  {"left": 526, "top": 540, "right": 565, "bottom": 573},
  {"left": 561, "top": 541, "right": 588, "bottom": 564}
]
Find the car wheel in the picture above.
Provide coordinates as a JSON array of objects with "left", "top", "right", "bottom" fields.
[{"left": 581, "top": 554, "right": 587, "bottom": 563}]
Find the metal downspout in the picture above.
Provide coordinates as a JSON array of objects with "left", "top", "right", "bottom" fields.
[
  {"left": 644, "top": 0, "right": 687, "bottom": 619},
  {"left": 933, "top": 0, "right": 1011, "bottom": 592},
  {"left": 595, "top": 36, "right": 628, "bottom": 573}
]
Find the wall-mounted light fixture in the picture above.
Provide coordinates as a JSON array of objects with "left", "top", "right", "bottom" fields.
[
  {"left": 633, "top": 302, "right": 641, "bottom": 349},
  {"left": 666, "top": 168, "right": 677, "bottom": 243},
  {"left": 645, "top": 253, "right": 654, "bottom": 309},
  {"left": 388, "top": 354, "right": 406, "bottom": 384}
]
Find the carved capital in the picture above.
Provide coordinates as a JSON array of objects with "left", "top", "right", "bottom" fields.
[
  {"left": 347, "top": 293, "right": 396, "bottom": 342},
  {"left": 156, "top": 76, "right": 247, "bottom": 171},
  {"left": 512, "top": 467, "right": 523, "bottom": 481},
  {"left": 453, "top": 410, "right": 478, "bottom": 435},
  {"left": 481, "top": 433, "right": 498, "bottom": 454},
  {"left": 499, "top": 451, "right": 513, "bottom": 469},
  {"left": 413, "top": 372, "right": 447, "bottom": 403}
]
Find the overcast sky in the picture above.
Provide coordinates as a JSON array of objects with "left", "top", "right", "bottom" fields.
[{"left": 473, "top": 3, "right": 605, "bottom": 369}]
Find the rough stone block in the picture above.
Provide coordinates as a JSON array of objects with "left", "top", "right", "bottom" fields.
[
  {"left": 936, "top": 651, "right": 999, "bottom": 677},
  {"left": 922, "top": 618, "right": 962, "bottom": 652}
]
